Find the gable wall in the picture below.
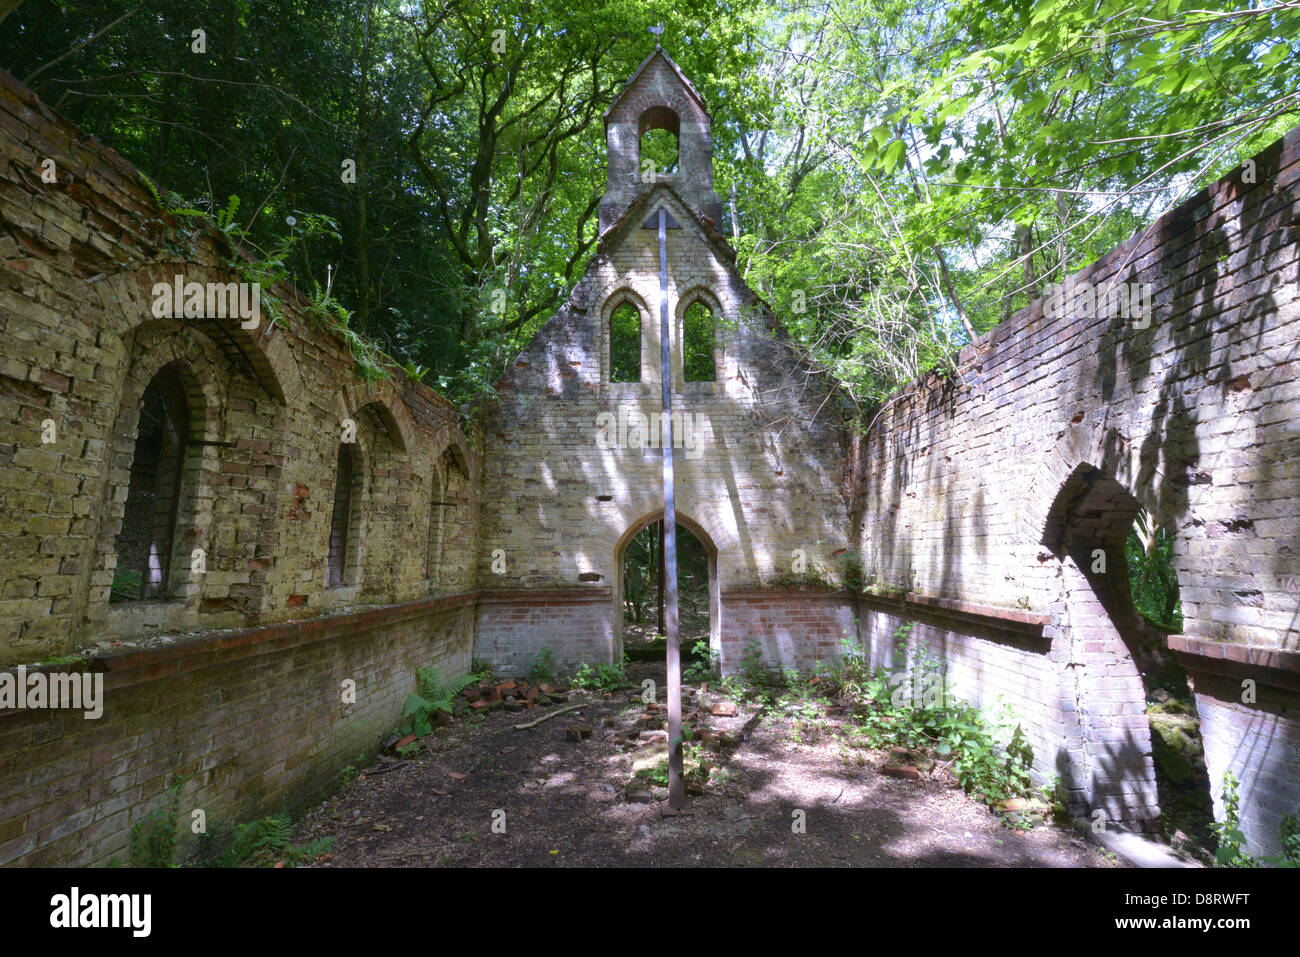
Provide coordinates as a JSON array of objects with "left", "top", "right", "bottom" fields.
[{"left": 476, "top": 187, "right": 853, "bottom": 673}]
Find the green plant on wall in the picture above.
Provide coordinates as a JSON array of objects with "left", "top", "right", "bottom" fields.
[
  {"left": 129, "top": 775, "right": 185, "bottom": 868},
  {"left": 1211, "top": 771, "right": 1300, "bottom": 868},
  {"left": 1126, "top": 513, "right": 1182, "bottom": 630}
]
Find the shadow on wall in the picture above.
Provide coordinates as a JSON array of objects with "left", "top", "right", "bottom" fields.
[{"left": 857, "top": 129, "right": 1300, "bottom": 844}]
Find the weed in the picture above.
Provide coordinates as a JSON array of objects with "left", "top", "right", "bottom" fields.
[
  {"left": 398, "top": 664, "right": 476, "bottom": 738},
  {"left": 529, "top": 647, "right": 558, "bottom": 684},
  {"left": 1212, "top": 772, "right": 1256, "bottom": 867},
  {"left": 683, "top": 639, "right": 719, "bottom": 685},
  {"left": 130, "top": 776, "right": 185, "bottom": 868},
  {"left": 572, "top": 660, "right": 627, "bottom": 692},
  {"left": 205, "top": 812, "right": 334, "bottom": 868}
]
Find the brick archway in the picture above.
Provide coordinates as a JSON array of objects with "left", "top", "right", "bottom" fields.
[
  {"left": 1042, "top": 462, "right": 1161, "bottom": 830},
  {"left": 612, "top": 509, "right": 720, "bottom": 664}
]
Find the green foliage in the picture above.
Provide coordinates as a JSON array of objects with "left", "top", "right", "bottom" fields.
[
  {"left": 398, "top": 665, "right": 476, "bottom": 738},
  {"left": 303, "top": 275, "right": 392, "bottom": 382},
  {"left": 130, "top": 776, "right": 185, "bottom": 868},
  {"left": 1213, "top": 771, "right": 1256, "bottom": 867},
  {"left": 572, "top": 660, "right": 627, "bottom": 692},
  {"left": 109, "top": 568, "right": 143, "bottom": 603},
  {"left": 206, "top": 812, "right": 335, "bottom": 868},
  {"left": 683, "top": 639, "right": 720, "bottom": 685},
  {"left": 633, "top": 742, "right": 713, "bottom": 791},
  {"left": 739, "top": 638, "right": 770, "bottom": 691},
  {"left": 609, "top": 302, "right": 642, "bottom": 383},
  {"left": 766, "top": 567, "right": 838, "bottom": 590},
  {"left": 1278, "top": 814, "right": 1300, "bottom": 867},
  {"left": 823, "top": 645, "right": 1036, "bottom": 811},
  {"left": 129, "top": 775, "right": 332, "bottom": 868},
  {"left": 1126, "top": 523, "right": 1183, "bottom": 630},
  {"left": 682, "top": 301, "right": 716, "bottom": 381},
  {"left": 841, "top": 551, "right": 866, "bottom": 593},
  {"left": 529, "top": 647, "right": 558, "bottom": 684},
  {"left": 641, "top": 127, "right": 680, "bottom": 176},
  {"left": 6, "top": 0, "right": 1295, "bottom": 410}
]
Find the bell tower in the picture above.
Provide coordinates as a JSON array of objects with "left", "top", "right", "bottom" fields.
[{"left": 599, "top": 47, "right": 724, "bottom": 234}]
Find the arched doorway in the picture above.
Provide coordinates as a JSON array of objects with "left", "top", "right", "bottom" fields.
[
  {"left": 1043, "top": 464, "right": 1172, "bottom": 833},
  {"left": 613, "top": 512, "right": 719, "bottom": 668}
]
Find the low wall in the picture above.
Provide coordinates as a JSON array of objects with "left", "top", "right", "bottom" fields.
[{"left": 0, "top": 595, "right": 473, "bottom": 866}]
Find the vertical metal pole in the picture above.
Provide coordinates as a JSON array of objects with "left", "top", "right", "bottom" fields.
[
  {"left": 657, "top": 520, "right": 665, "bottom": 634},
  {"left": 657, "top": 207, "right": 684, "bottom": 810}
]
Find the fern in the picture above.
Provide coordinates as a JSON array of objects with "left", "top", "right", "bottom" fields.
[
  {"left": 418, "top": 665, "right": 475, "bottom": 710},
  {"left": 398, "top": 666, "right": 475, "bottom": 739},
  {"left": 210, "top": 812, "right": 333, "bottom": 868}
]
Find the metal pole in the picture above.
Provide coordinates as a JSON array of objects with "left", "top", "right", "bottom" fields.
[
  {"left": 657, "top": 520, "right": 665, "bottom": 634},
  {"left": 657, "top": 207, "right": 684, "bottom": 810}
]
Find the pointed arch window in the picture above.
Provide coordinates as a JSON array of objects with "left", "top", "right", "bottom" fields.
[
  {"left": 426, "top": 461, "right": 446, "bottom": 586},
  {"left": 327, "top": 443, "right": 361, "bottom": 588},
  {"left": 683, "top": 300, "right": 716, "bottom": 382},
  {"left": 610, "top": 302, "right": 642, "bottom": 382}
]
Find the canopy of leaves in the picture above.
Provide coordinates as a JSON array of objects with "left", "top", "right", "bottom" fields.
[{"left": 4, "top": 0, "right": 1296, "bottom": 415}]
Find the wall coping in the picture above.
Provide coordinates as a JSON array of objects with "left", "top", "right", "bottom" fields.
[
  {"left": 722, "top": 587, "right": 854, "bottom": 600},
  {"left": 0, "top": 592, "right": 477, "bottom": 702},
  {"left": 857, "top": 592, "right": 1051, "bottom": 637},
  {"left": 1167, "top": 635, "right": 1300, "bottom": 676},
  {"left": 475, "top": 587, "right": 614, "bottom": 604}
]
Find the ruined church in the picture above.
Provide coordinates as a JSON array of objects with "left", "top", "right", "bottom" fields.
[{"left": 1, "top": 48, "right": 1298, "bottom": 865}]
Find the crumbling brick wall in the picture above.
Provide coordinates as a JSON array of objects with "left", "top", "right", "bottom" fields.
[
  {"left": 0, "top": 69, "right": 480, "bottom": 865},
  {"left": 0, "top": 70, "right": 478, "bottom": 662},
  {"left": 854, "top": 127, "right": 1300, "bottom": 851}
]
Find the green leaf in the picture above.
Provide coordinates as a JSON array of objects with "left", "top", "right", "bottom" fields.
[{"left": 881, "top": 139, "right": 906, "bottom": 172}]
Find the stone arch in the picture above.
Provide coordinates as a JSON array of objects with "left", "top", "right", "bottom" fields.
[
  {"left": 638, "top": 104, "right": 680, "bottom": 176},
  {"left": 442, "top": 433, "right": 472, "bottom": 478},
  {"left": 325, "top": 389, "right": 411, "bottom": 603},
  {"left": 1040, "top": 460, "right": 1162, "bottom": 831},
  {"left": 1019, "top": 419, "right": 1149, "bottom": 547},
  {"left": 93, "top": 263, "right": 304, "bottom": 406},
  {"left": 613, "top": 507, "right": 721, "bottom": 662},
  {"left": 340, "top": 378, "right": 415, "bottom": 454},
  {"left": 92, "top": 322, "right": 227, "bottom": 627}
]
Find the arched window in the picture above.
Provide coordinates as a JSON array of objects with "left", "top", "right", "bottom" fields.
[
  {"left": 639, "top": 105, "right": 679, "bottom": 178},
  {"left": 683, "top": 300, "right": 716, "bottom": 382},
  {"left": 426, "top": 462, "right": 446, "bottom": 586},
  {"left": 112, "top": 363, "right": 190, "bottom": 602},
  {"left": 327, "top": 443, "right": 360, "bottom": 588},
  {"left": 610, "top": 301, "right": 642, "bottom": 382}
]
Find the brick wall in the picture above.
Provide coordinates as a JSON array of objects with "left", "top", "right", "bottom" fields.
[
  {"left": 0, "top": 68, "right": 482, "bottom": 865},
  {"left": 0, "top": 595, "right": 474, "bottom": 866},
  {"left": 0, "top": 69, "right": 480, "bottom": 662},
  {"left": 721, "top": 589, "right": 858, "bottom": 674},
  {"left": 853, "top": 127, "right": 1300, "bottom": 851}
]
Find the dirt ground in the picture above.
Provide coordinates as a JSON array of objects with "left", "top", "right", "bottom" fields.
[{"left": 295, "top": 661, "right": 1126, "bottom": 868}]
